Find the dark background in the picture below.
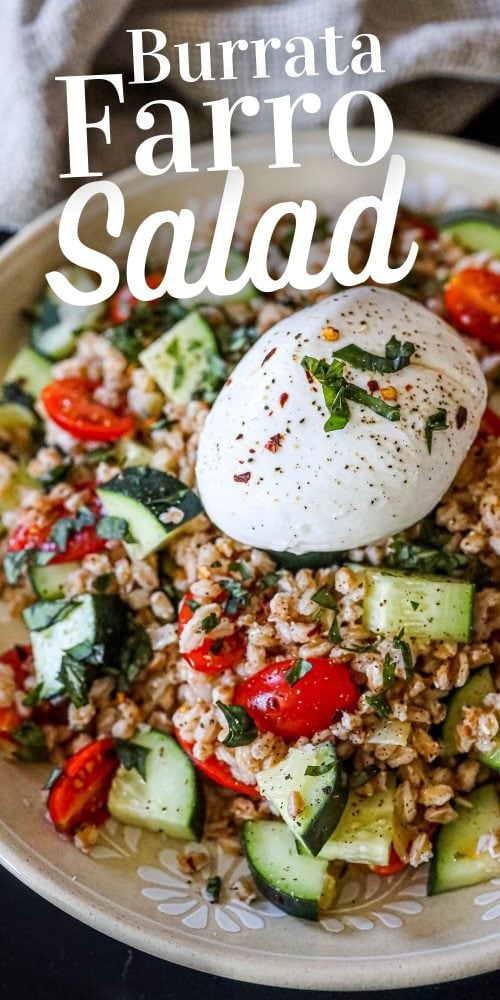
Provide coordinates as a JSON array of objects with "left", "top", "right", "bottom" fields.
[{"left": 1, "top": 101, "right": 499, "bottom": 999}]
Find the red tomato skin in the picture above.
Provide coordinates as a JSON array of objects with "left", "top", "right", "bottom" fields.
[
  {"left": 480, "top": 407, "right": 500, "bottom": 437},
  {"left": 109, "top": 272, "right": 164, "bottom": 324},
  {"left": 445, "top": 268, "right": 500, "bottom": 347},
  {"left": 7, "top": 501, "right": 106, "bottom": 564},
  {"left": 0, "top": 646, "right": 33, "bottom": 735},
  {"left": 175, "top": 729, "right": 260, "bottom": 798},
  {"left": 178, "top": 591, "right": 246, "bottom": 673},
  {"left": 48, "top": 737, "right": 119, "bottom": 833},
  {"left": 398, "top": 211, "right": 438, "bottom": 243},
  {"left": 41, "top": 378, "right": 135, "bottom": 442},
  {"left": 372, "top": 845, "right": 407, "bottom": 877},
  {"left": 235, "top": 657, "right": 359, "bottom": 741}
]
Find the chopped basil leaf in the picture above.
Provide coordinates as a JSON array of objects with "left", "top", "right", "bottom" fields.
[
  {"left": 96, "top": 516, "right": 131, "bottom": 541},
  {"left": 425, "top": 408, "right": 448, "bottom": 453},
  {"left": 351, "top": 765, "right": 378, "bottom": 789},
  {"left": 22, "top": 682, "right": 44, "bottom": 708},
  {"left": 84, "top": 445, "right": 116, "bottom": 465},
  {"left": 205, "top": 875, "right": 221, "bottom": 903},
  {"left": 57, "top": 640, "right": 103, "bottom": 708},
  {"left": 393, "top": 628, "right": 414, "bottom": 681},
  {"left": 312, "top": 585, "right": 337, "bottom": 611},
  {"left": 410, "top": 600, "right": 420, "bottom": 611},
  {"left": 344, "top": 383, "right": 400, "bottom": 421},
  {"left": 221, "top": 578, "right": 249, "bottom": 617},
  {"left": 43, "top": 765, "right": 63, "bottom": 790},
  {"left": 201, "top": 612, "right": 219, "bottom": 633},
  {"left": 214, "top": 324, "right": 259, "bottom": 363},
  {"left": 114, "top": 737, "right": 151, "bottom": 781},
  {"left": 382, "top": 653, "right": 396, "bottom": 689},
  {"left": 386, "top": 534, "right": 471, "bottom": 577},
  {"left": 38, "top": 454, "right": 73, "bottom": 492},
  {"left": 216, "top": 701, "right": 257, "bottom": 748},
  {"left": 332, "top": 336, "right": 415, "bottom": 374},
  {"left": 301, "top": 354, "right": 400, "bottom": 433},
  {"left": 3, "top": 549, "right": 30, "bottom": 585},
  {"left": 285, "top": 658, "right": 313, "bottom": 686},
  {"left": 195, "top": 352, "right": 228, "bottom": 405},
  {"left": 24, "top": 600, "right": 74, "bottom": 632},
  {"left": 49, "top": 506, "right": 96, "bottom": 553},
  {"left": 93, "top": 572, "right": 115, "bottom": 594},
  {"left": 258, "top": 572, "right": 280, "bottom": 589},
  {"left": 327, "top": 614, "right": 341, "bottom": 643},
  {"left": 228, "top": 560, "right": 252, "bottom": 581},
  {"left": 340, "top": 637, "right": 381, "bottom": 653},
  {"left": 365, "top": 693, "right": 391, "bottom": 719},
  {"left": 11, "top": 721, "right": 49, "bottom": 762},
  {"left": 106, "top": 622, "right": 152, "bottom": 692},
  {"left": 2, "top": 379, "right": 36, "bottom": 411},
  {"left": 305, "top": 760, "right": 335, "bottom": 776},
  {"left": 150, "top": 416, "right": 175, "bottom": 431},
  {"left": 186, "top": 598, "right": 200, "bottom": 612}
]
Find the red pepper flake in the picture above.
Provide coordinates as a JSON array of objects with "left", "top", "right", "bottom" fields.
[
  {"left": 304, "top": 369, "right": 314, "bottom": 385},
  {"left": 265, "top": 434, "right": 283, "bottom": 453},
  {"left": 261, "top": 347, "right": 277, "bottom": 367},
  {"left": 306, "top": 624, "right": 321, "bottom": 638},
  {"left": 405, "top": 384, "right": 413, "bottom": 391},
  {"left": 279, "top": 392, "right": 289, "bottom": 408},
  {"left": 367, "top": 379, "right": 379, "bottom": 394},
  {"left": 234, "top": 471, "right": 251, "bottom": 483}
]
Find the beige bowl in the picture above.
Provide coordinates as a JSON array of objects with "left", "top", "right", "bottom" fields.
[{"left": 0, "top": 129, "right": 499, "bottom": 990}]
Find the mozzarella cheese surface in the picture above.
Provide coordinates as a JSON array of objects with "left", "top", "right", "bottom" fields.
[{"left": 195, "top": 287, "right": 487, "bottom": 554}]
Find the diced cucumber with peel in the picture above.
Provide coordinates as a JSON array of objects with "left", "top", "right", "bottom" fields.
[
  {"left": 29, "top": 562, "right": 80, "bottom": 601},
  {"left": 442, "top": 667, "right": 500, "bottom": 770},
  {"left": 437, "top": 210, "right": 500, "bottom": 255},
  {"left": 242, "top": 820, "right": 335, "bottom": 920},
  {"left": 97, "top": 466, "right": 203, "bottom": 560},
  {"left": 0, "top": 402, "right": 37, "bottom": 433},
  {"left": 180, "top": 249, "right": 256, "bottom": 307},
  {"left": 256, "top": 743, "right": 347, "bottom": 856},
  {"left": 0, "top": 462, "right": 37, "bottom": 514},
  {"left": 367, "top": 719, "right": 411, "bottom": 747},
  {"left": 31, "top": 268, "right": 105, "bottom": 361},
  {"left": 428, "top": 784, "right": 500, "bottom": 895},
  {"left": 24, "top": 594, "right": 127, "bottom": 698},
  {"left": 357, "top": 565, "right": 475, "bottom": 642},
  {"left": 299, "top": 782, "right": 395, "bottom": 867},
  {"left": 139, "top": 312, "right": 220, "bottom": 405},
  {"left": 108, "top": 730, "right": 205, "bottom": 840},
  {"left": 4, "top": 346, "right": 52, "bottom": 398}
]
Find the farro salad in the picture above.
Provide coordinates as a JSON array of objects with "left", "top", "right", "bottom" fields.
[{"left": 1, "top": 206, "right": 500, "bottom": 920}]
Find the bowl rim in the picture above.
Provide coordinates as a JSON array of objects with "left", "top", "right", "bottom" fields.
[{"left": 1, "top": 127, "right": 500, "bottom": 990}]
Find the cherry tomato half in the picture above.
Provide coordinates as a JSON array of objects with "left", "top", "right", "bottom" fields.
[
  {"left": 7, "top": 500, "right": 106, "bottom": 564},
  {"left": 109, "top": 272, "right": 164, "bottom": 325},
  {"left": 178, "top": 590, "right": 246, "bottom": 673},
  {"left": 372, "top": 845, "right": 407, "bottom": 877},
  {"left": 479, "top": 406, "right": 500, "bottom": 437},
  {"left": 48, "top": 737, "right": 119, "bottom": 833},
  {"left": 41, "top": 378, "right": 135, "bottom": 442},
  {"left": 445, "top": 268, "right": 500, "bottom": 347},
  {"left": 175, "top": 729, "right": 260, "bottom": 798},
  {"left": 235, "top": 657, "right": 359, "bottom": 741}
]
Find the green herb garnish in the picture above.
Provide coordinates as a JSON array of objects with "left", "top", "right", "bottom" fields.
[
  {"left": 425, "top": 408, "right": 448, "bottom": 453},
  {"left": 228, "top": 560, "right": 252, "bottom": 581},
  {"left": 332, "top": 336, "right": 415, "bottom": 374},
  {"left": 365, "top": 693, "right": 391, "bottom": 719},
  {"left": 305, "top": 760, "right": 336, "bottom": 777},
  {"left": 114, "top": 738, "right": 151, "bottom": 781},
  {"left": 49, "top": 506, "right": 96, "bottom": 553},
  {"left": 301, "top": 355, "right": 400, "bottom": 433},
  {"left": 311, "top": 585, "right": 337, "bottom": 611},
  {"left": 38, "top": 454, "right": 73, "bottom": 492},
  {"left": 96, "top": 516, "right": 132, "bottom": 541},
  {"left": 386, "top": 534, "right": 471, "bottom": 577},
  {"left": 186, "top": 598, "right": 200, "bottom": 612},
  {"left": 285, "top": 658, "right": 313, "bottom": 686},
  {"left": 22, "top": 682, "right": 44, "bottom": 708},
  {"left": 201, "top": 612, "right": 219, "bottom": 633},
  {"left": 393, "top": 628, "right": 414, "bottom": 681},
  {"left": 205, "top": 875, "right": 222, "bottom": 903},
  {"left": 105, "top": 622, "right": 152, "bottom": 692},
  {"left": 11, "top": 721, "right": 48, "bottom": 762},
  {"left": 221, "top": 578, "right": 249, "bottom": 617},
  {"left": 216, "top": 701, "right": 257, "bottom": 748},
  {"left": 327, "top": 614, "right": 341, "bottom": 643},
  {"left": 382, "top": 653, "right": 396, "bottom": 689}
]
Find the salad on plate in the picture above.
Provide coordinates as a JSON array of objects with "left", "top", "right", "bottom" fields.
[{"left": 1, "top": 205, "right": 500, "bottom": 920}]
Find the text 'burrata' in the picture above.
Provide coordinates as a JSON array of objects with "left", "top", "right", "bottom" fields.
[{"left": 196, "top": 287, "right": 487, "bottom": 554}]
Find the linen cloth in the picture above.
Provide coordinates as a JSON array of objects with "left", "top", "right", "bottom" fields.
[{"left": 0, "top": 0, "right": 498, "bottom": 229}]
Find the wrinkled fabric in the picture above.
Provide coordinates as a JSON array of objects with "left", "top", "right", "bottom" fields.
[{"left": 0, "top": 0, "right": 498, "bottom": 228}]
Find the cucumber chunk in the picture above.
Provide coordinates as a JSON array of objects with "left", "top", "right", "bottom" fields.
[
  {"left": 139, "top": 311, "right": 221, "bottom": 405},
  {"left": 180, "top": 249, "right": 256, "bottom": 307},
  {"left": 108, "top": 730, "right": 205, "bottom": 840},
  {"left": 31, "top": 268, "right": 104, "bottom": 361},
  {"left": 428, "top": 784, "right": 500, "bottom": 895},
  {"left": 256, "top": 743, "right": 347, "bottom": 856},
  {"left": 4, "top": 346, "right": 52, "bottom": 398},
  {"left": 442, "top": 667, "right": 500, "bottom": 770},
  {"left": 358, "top": 565, "right": 474, "bottom": 642},
  {"left": 268, "top": 550, "right": 344, "bottom": 571},
  {"left": 0, "top": 402, "right": 37, "bottom": 433},
  {"left": 29, "top": 562, "right": 80, "bottom": 601},
  {"left": 97, "top": 466, "right": 203, "bottom": 560},
  {"left": 24, "top": 594, "right": 128, "bottom": 698},
  {"left": 306, "top": 782, "right": 395, "bottom": 866},
  {"left": 242, "top": 820, "right": 335, "bottom": 920},
  {"left": 437, "top": 210, "right": 500, "bottom": 255},
  {"left": 0, "top": 462, "right": 37, "bottom": 515},
  {"left": 115, "top": 439, "right": 154, "bottom": 469}
]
